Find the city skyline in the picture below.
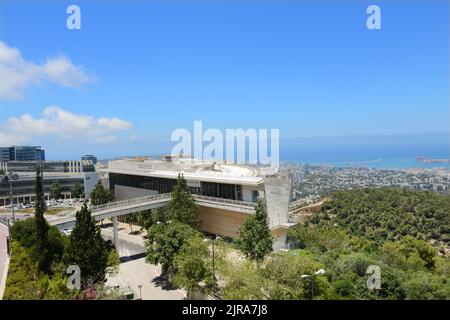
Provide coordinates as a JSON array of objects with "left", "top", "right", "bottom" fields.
[{"left": 0, "top": 0, "right": 448, "bottom": 160}]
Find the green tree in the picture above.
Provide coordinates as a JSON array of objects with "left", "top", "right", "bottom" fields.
[
  {"left": 220, "top": 260, "right": 267, "bottom": 300},
  {"left": 50, "top": 181, "right": 62, "bottom": 200},
  {"left": 145, "top": 220, "right": 200, "bottom": 276},
  {"left": 90, "top": 181, "right": 114, "bottom": 205},
  {"left": 400, "top": 271, "right": 450, "bottom": 299},
  {"left": 70, "top": 181, "right": 84, "bottom": 199},
  {"left": 173, "top": 236, "right": 213, "bottom": 297},
  {"left": 34, "top": 166, "right": 50, "bottom": 272},
  {"left": 381, "top": 236, "right": 437, "bottom": 271},
  {"left": 63, "top": 203, "right": 109, "bottom": 288},
  {"left": 166, "top": 174, "right": 199, "bottom": 228},
  {"left": 260, "top": 251, "right": 332, "bottom": 300},
  {"left": 152, "top": 207, "right": 168, "bottom": 225},
  {"left": 11, "top": 217, "right": 66, "bottom": 265},
  {"left": 235, "top": 199, "right": 273, "bottom": 262},
  {"left": 4, "top": 242, "right": 78, "bottom": 300}
]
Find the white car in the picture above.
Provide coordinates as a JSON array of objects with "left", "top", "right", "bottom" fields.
[{"left": 62, "top": 228, "right": 72, "bottom": 236}]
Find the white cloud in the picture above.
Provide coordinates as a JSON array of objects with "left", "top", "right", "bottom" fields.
[
  {"left": 1, "top": 106, "right": 132, "bottom": 144},
  {"left": 0, "top": 132, "right": 31, "bottom": 145},
  {"left": 0, "top": 41, "right": 94, "bottom": 99}
]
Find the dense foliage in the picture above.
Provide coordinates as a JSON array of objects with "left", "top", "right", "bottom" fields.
[
  {"left": 219, "top": 188, "right": 449, "bottom": 300},
  {"left": 70, "top": 181, "right": 84, "bottom": 199},
  {"left": 235, "top": 199, "right": 273, "bottom": 262},
  {"left": 220, "top": 251, "right": 333, "bottom": 300},
  {"left": 166, "top": 174, "right": 199, "bottom": 228},
  {"left": 50, "top": 181, "right": 62, "bottom": 200},
  {"left": 145, "top": 220, "right": 200, "bottom": 276},
  {"left": 173, "top": 236, "right": 214, "bottom": 296},
  {"left": 63, "top": 203, "right": 111, "bottom": 287},
  {"left": 11, "top": 218, "right": 67, "bottom": 267},
  {"left": 4, "top": 242, "right": 76, "bottom": 300},
  {"left": 119, "top": 210, "right": 153, "bottom": 231},
  {"left": 90, "top": 181, "right": 114, "bottom": 205},
  {"left": 318, "top": 188, "right": 450, "bottom": 244},
  {"left": 5, "top": 170, "right": 120, "bottom": 299},
  {"left": 285, "top": 188, "right": 450, "bottom": 300}
]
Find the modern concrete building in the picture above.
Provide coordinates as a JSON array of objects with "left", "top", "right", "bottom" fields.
[
  {"left": 0, "top": 160, "right": 99, "bottom": 206},
  {"left": 101, "top": 155, "right": 295, "bottom": 248},
  {"left": 0, "top": 160, "right": 95, "bottom": 173},
  {"left": 0, "top": 146, "right": 45, "bottom": 162},
  {"left": 82, "top": 154, "right": 98, "bottom": 165}
]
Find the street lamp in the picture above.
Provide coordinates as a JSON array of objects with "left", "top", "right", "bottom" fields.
[
  {"left": 301, "top": 269, "right": 326, "bottom": 300},
  {"left": 138, "top": 284, "right": 142, "bottom": 299},
  {"left": 0, "top": 172, "right": 19, "bottom": 223},
  {"left": 204, "top": 235, "right": 221, "bottom": 297}
]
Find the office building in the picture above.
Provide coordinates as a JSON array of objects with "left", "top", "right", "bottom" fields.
[
  {"left": 0, "top": 146, "right": 45, "bottom": 162},
  {"left": 0, "top": 160, "right": 99, "bottom": 206},
  {"left": 82, "top": 154, "right": 98, "bottom": 165}
]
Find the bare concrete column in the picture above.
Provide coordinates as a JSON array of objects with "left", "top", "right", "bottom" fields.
[{"left": 112, "top": 216, "right": 119, "bottom": 251}]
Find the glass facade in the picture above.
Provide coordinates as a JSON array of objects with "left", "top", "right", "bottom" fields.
[
  {"left": 2, "top": 161, "right": 95, "bottom": 173},
  {"left": 109, "top": 173, "right": 177, "bottom": 194},
  {"left": 109, "top": 173, "right": 243, "bottom": 201},
  {"left": 0, "top": 177, "right": 84, "bottom": 199},
  {"left": 201, "top": 181, "right": 242, "bottom": 200},
  {"left": 0, "top": 146, "right": 45, "bottom": 161}
]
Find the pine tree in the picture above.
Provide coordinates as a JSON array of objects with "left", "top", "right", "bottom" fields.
[
  {"left": 34, "top": 165, "right": 50, "bottom": 272},
  {"left": 166, "top": 174, "right": 199, "bottom": 228},
  {"left": 90, "top": 181, "right": 114, "bottom": 205},
  {"left": 235, "top": 198, "right": 273, "bottom": 262},
  {"left": 70, "top": 181, "right": 84, "bottom": 199},
  {"left": 50, "top": 181, "right": 62, "bottom": 200},
  {"left": 63, "top": 202, "right": 109, "bottom": 288}
]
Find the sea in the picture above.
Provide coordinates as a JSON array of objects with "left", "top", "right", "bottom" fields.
[{"left": 280, "top": 134, "right": 449, "bottom": 170}]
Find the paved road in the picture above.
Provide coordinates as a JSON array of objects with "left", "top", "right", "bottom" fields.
[{"left": 102, "top": 226, "right": 186, "bottom": 300}]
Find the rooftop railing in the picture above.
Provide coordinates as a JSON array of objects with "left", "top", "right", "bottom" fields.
[
  {"left": 89, "top": 193, "right": 171, "bottom": 213},
  {"left": 88, "top": 193, "right": 257, "bottom": 214},
  {"left": 192, "top": 194, "right": 256, "bottom": 209},
  {"left": 51, "top": 193, "right": 258, "bottom": 226}
]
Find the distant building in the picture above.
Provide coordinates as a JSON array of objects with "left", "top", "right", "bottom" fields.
[
  {"left": 82, "top": 154, "right": 98, "bottom": 165},
  {"left": 0, "top": 160, "right": 99, "bottom": 205},
  {"left": 0, "top": 146, "right": 45, "bottom": 162},
  {"left": 0, "top": 160, "right": 95, "bottom": 173},
  {"left": 102, "top": 155, "right": 295, "bottom": 249}
]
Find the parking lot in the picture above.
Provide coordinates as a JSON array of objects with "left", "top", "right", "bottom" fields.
[{"left": 0, "top": 198, "right": 87, "bottom": 225}]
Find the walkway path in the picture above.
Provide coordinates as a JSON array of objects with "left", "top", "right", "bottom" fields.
[{"left": 102, "top": 222, "right": 186, "bottom": 300}]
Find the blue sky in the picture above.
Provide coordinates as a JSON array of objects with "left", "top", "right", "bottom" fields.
[{"left": 0, "top": 0, "right": 448, "bottom": 160}]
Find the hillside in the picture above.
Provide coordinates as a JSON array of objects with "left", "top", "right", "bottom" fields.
[{"left": 314, "top": 188, "right": 450, "bottom": 245}]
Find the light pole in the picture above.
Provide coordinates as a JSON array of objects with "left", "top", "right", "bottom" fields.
[
  {"left": 204, "top": 235, "right": 220, "bottom": 296},
  {"left": 6, "top": 217, "right": 11, "bottom": 256},
  {"left": 0, "top": 172, "right": 19, "bottom": 223},
  {"left": 138, "top": 284, "right": 142, "bottom": 299},
  {"left": 301, "top": 269, "right": 326, "bottom": 300}
]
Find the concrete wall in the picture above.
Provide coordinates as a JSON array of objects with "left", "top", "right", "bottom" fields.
[
  {"left": 263, "top": 176, "right": 292, "bottom": 229},
  {"left": 242, "top": 186, "right": 255, "bottom": 202},
  {"left": 198, "top": 205, "right": 287, "bottom": 244},
  {"left": 84, "top": 172, "right": 100, "bottom": 198},
  {"left": 198, "top": 206, "right": 248, "bottom": 238},
  {"left": 114, "top": 184, "right": 158, "bottom": 201},
  {"left": 271, "top": 227, "right": 288, "bottom": 250}
]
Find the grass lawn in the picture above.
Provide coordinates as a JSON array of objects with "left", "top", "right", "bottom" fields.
[{"left": 45, "top": 208, "right": 69, "bottom": 215}]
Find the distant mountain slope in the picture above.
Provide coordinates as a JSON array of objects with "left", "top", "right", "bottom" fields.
[{"left": 314, "top": 188, "right": 450, "bottom": 245}]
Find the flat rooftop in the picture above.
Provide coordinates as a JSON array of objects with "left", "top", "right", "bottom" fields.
[
  {"left": 101, "top": 157, "right": 265, "bottom": 186},
  {"left": 7, "top": 172, "right": 86, "bottom": 180}
]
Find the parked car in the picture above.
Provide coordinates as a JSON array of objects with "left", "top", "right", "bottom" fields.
[{"left": 62, "top": 228, "right": 72, "bottom": 236}]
